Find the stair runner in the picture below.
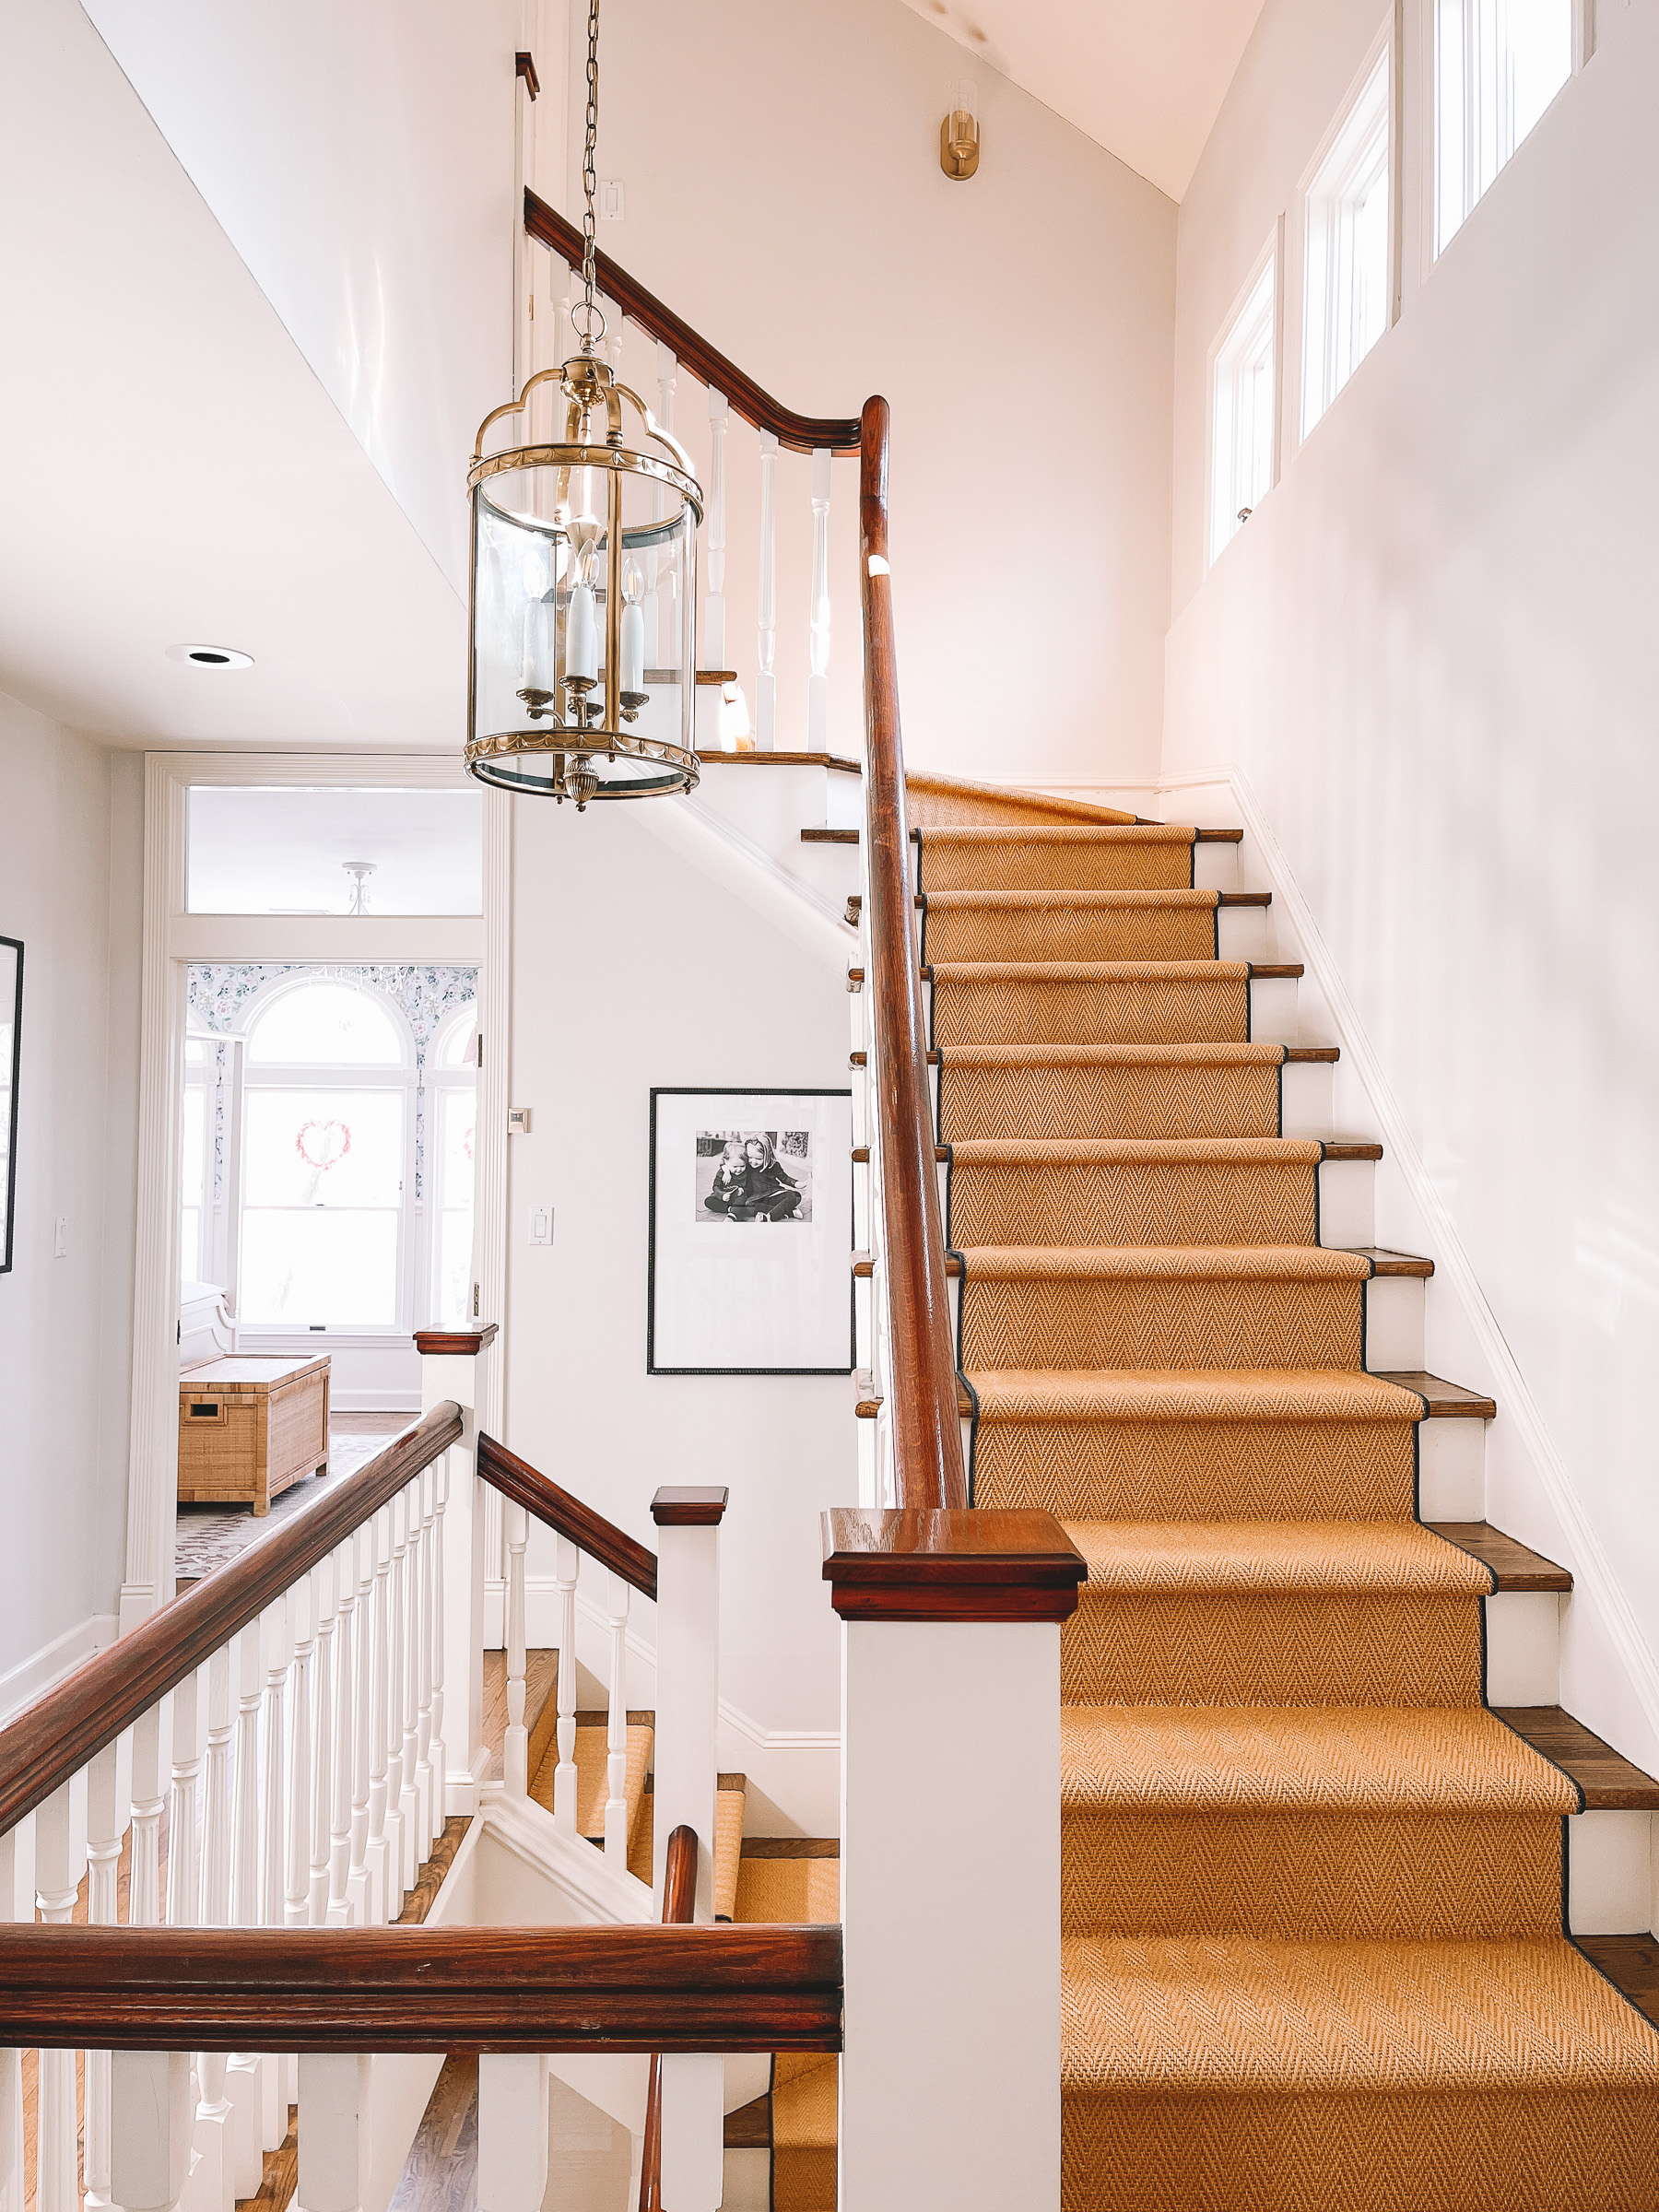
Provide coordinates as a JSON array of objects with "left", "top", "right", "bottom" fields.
[{"left": 910, "top": 794, "right": 1659, "bottom": 2207}]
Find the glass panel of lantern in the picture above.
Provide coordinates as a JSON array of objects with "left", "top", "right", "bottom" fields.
[{"left": 467, "top": 419, "right": 700, "bottom": 798}]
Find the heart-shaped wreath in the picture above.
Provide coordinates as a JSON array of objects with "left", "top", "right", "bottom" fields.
[{"left": 295, "top": 1119, "right": 351, "bottom": 1171}]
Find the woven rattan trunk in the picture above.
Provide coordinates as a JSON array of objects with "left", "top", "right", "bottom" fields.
[{"left": 178, "top": 1354, "right": 330, "bottom": 1515}]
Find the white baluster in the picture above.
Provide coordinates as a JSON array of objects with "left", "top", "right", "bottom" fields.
[
  {"left": 328, "top": 1536, "right": 356, "bottom": 1924},
  {"left": 382, "top": 1492, "right": 407, "bottom": 1915},
  {"left": 504, "top": 1502, "right": 530, "bottom": 1797},
  {"left": 756, "top": 429, "right": 779, "bottom": 749},
  {"left": 808, "top": 445, "right": 832, "bottom": 749},
  {"left": 112, "top": 2051, "right": 193, "bottom": 2212},
  {"left": 84, "top": 1743, "right": 124, "bottom": 2212},
  {"left": 256, "top": 1600, "right": 288, "bottom": 2157},
  {"left": 168, "top": 1669, "right": 203, "bottom": 1929},
  {"left": 477, "top": 2056, "right": 549, "bottom": 2212},
  {"left": 286, "top": 1577, "right": 314, "bottom": 1930},
  {"left": 196, "top": 1648, "right": 235, "bottom": 2212},
  {"left": 427, "top": 1457, "right": 449, "bottom": 1838},
  {"left": 131, "top": 1703, "right": 163, "bottom": 1931},
  {"left": 551, "top": 1535, "right": 581, "bottom": 1835},
  {"left": 294, "top": 2055, "right": 371, "bottom": 2212},
  {"left": 309, "top": 1558, "right": 335, "bottom": 1924},
  {"left": 397, "top": 1482, "right": 422, "bottom": 1897},
  {"left": 226, "top": 1623, "right": 265, "bottom": 2196},
  {"left": 650, "top": 1486, "right": 725, "bottom": 1921},
  {"left": 655, "top": 341, "right": 677, "bottom": 435},
  {"left": 415, "top": 1468, "right": 437, "bottom": 1853},
  {"left": 346, "top": 1524, "right": 375, "bottom": 1925},
  {"left": 0, "top": 1815, "right": 35, "bottom": 2212},
  {"left": 603, "top": 1571, "right": 631, "bottom": 1861},
  {"left": 653, "top": 343, "right": 680, "bottom": 673},
  {"left": 704, "top": 389, "right": 729, "bottom": 677},
  {"left": 367, "top": 1506, "right": 394, "bottom": 1924},
  {"left": 35, "top": 1782, "right": 80, "bottom": 2212}
]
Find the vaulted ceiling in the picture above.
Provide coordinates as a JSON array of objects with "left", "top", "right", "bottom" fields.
[{"left": 900, "top": 0, "right": 1269, "bottom": 201}]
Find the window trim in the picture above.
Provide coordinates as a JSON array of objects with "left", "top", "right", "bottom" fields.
[
  {"left": 1424, "top": 0, "right": 1581, "bottom": 270},
  {"left": 1297, "top": 19, "right": 1396, "bottom": 445}
]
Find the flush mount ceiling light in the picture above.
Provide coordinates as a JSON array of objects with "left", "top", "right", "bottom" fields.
[
  {"left": 167, "top": 643, "right": 254, "bottom": 669},
  {"left": 462, "top": 0, "right": 701, "bottom": 808}
]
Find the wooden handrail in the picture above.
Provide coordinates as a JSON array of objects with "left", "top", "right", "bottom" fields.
[
  {"left": 0, "top": 1917, "right": 842, "bottom": 2053},
  {"left": 524, "top": 191, "right": 861, "bottom": 456},
  {"left": 0, "top": 1403, "right": 464, "bottom": 1840},
  {"left": 477, "top": 1431, "right": 658, "bottom": 1601},
  {"left": 639, "top": 1823, "right": 700, "bottom": 2212},
  {"left": 858, "top": 397, "right": 970, "bottom": 1510}
]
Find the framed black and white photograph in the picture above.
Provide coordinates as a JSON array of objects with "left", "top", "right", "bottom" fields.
[
  {"left": 0, "top": 936, "right": 20, "bottom": 1275},
  {"left": 648, "top": 1087, "right": 853, "bottom": 1374}
]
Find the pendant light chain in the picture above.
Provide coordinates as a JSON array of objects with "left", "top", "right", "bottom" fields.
[{"left": 578, "top": 0, "right": 601, "bottom": 344}]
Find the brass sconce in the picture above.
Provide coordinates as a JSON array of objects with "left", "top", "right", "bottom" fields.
[{"left": 940, "top": 79, "right": 980, "bottom": 179}]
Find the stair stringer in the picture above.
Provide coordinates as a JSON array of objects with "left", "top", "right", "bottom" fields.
[
  {"left": 624, "top": 777, "right": 855, "bottom": 968},
  {"left": 1147, "top": 763, "right": 1659, "bottom": 1802}
]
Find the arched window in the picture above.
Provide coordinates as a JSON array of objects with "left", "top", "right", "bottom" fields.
[
  {"left": 239, "top": 978, "right": 414, "bottom": 1329},
  {"left": 429, "top": 1003, "right": 478, "bottom": 1328}
]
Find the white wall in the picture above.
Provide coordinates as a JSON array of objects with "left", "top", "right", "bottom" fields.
[
  {"left": 500, "top": 801, "right": 857, "bottom": 1824},
  {"left": 0, "top": 693, "right": 142, "bottom": 1707},
  {"left": 1163, "top": 4, "right": 1659, "bottom": 1739},
  {"left": 574, "top": 0, "right": 1177, "bottom": 783},
  {"left": 79, "top": 0, "right": 524, "bottom": 597}
]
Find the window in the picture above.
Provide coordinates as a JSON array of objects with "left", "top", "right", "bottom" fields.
[
  {"left": 180, "top": 1038, "right": 210, "bottom": 1284},
  {"left": 239, "top": 981, "right": 411, "bottom": 1329},
  {"left": 1211, "top": 252, "right": 1277, "bottom": 563},
  {"left": 1303, "top": 47, "right": 1392, "bottom": 436},
  {"left": 185, "top": 787, "right": 484, "bottom": 915},
  {"left": 1435, "top": 0, "right": 1570, "bottom": 255}
]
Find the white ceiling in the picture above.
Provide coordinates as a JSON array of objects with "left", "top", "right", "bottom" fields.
[
  {"left": 901, "top": 0, "right": 1269, "bottom": 201},
  {"left": 0, "top": 0, "right": 467, "bottom": 750}
]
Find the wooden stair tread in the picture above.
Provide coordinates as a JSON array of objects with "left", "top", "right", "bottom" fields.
[
  {"left": 805, "top": 825, "right": 1245, "bottom": 844},
  {"left": 739, "top": 1837, "right": 841, "bottom": 1858},
  {"left": 845, "top": 889, "right": 1273, "bottom": 917},
  {"left": 1347, "top": 1246, "right": 1435, "bottom": 1277},
  {"left": 1579, "top": 1936, "right": 1659, "bottom": 2028},
  {"left": 1425, "top": 1522, "right": 1572, "bottom": 1591},
  {"left": 1495, "top": 1709, "right": 1659, "bottom": 1809},
  {"left": 1324, "top": 1140, "right": 1383, "bottom": 1160},
  {"left": 724, "top": 2092, "right": 772, "bottom": 2149},
  {"left": 849, "top": 1043, "right": 1339, "bottom": 1068},
  {"left": 856, "top": 1386, "right": 972, "bottom": 1419},
  {"left": 698, "top": 749, "right": 860, "bottom": 773},
  {"left": 1375, "top": 1371, "right": 1498, "bottom": 1418}
]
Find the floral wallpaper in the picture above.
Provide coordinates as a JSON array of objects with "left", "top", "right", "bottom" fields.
[{"left": 186, "top": 962, "right": 477, "bottom": 1201}]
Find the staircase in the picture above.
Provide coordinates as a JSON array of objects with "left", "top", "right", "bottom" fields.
[{"left": 852, "top": 778, "right": 1659, "bottom": 2208}]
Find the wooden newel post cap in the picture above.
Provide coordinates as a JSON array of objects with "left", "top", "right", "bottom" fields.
[
  {"left": 820, "top": 1508, "right": 1088, "bottom": 1623},
  {"left": 651, "top": 1486, "right": 731, "bottom": 1527},
  {"left": 412, "top": 1323, "right": 500, "bottom": 1357}
]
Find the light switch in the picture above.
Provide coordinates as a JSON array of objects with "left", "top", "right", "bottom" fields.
[
  {"left": 54, "top": 1215, "right": 67, "bottom": 1257},
  {"left": 508, "top": 1106, "right": 533, "bottom": 1136},
  {"left": 528, "top": 1207, "right": 553, "bottom": 1246},
  {"left": 598, "top": 179, "right": 625, "bottom": 219}
]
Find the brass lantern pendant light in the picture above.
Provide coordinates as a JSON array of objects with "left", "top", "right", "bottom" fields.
[{"left": 464, "top": 0, "right": 702, "bottom": 806}]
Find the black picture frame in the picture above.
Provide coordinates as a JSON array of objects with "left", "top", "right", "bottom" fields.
[
  {"left": 0, "top": 935, "right": 20, "bottom": 1276},
  {"left": 647, "top": 1086, "right": 855, "bottom": 1376}
]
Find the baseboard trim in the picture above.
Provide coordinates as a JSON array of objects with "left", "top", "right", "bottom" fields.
[{"left": 0, "top": 1613, "right": 118, "bottom": 1726}]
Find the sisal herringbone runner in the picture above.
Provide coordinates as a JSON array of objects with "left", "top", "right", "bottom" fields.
[{"left": 907, "top": 808, "right": 1659, "bottom": 2206}]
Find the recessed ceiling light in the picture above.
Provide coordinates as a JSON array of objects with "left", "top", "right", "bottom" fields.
[{"left": 167, "top": 642, "right": 253, "bottom": 669}]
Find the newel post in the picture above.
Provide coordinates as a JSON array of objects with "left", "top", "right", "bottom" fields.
[
  {"left": 650, "top": 1485, "right": 729, "bottom": 2212},
  {"left": 824, "top": 1508, "right": 1087, "bottom": 2212},
  {"left": 416, "top": 1324, "right": 498, "bottom": 1818}
]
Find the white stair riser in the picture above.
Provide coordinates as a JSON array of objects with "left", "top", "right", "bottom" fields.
[
  {"left": 1248, "top": 975, "right": 1299, "bottom": 1045},
  {"left": 723, "top": 2148, "right": 771, "bottom": 2212},
  {"left": 1486, "top": 1594, "right": 1561, "bottom": 1705},
  {"left": 1280, "top": 1061, "right": 1333, "bottom": 1139},
  {"left": 1192, "top": 841, "right": 1241, "bottom": 894},
  {"left": 1568, "top": 1810, "right": 1655, "bottom": 1936},
  {"left": 1418, "top": 1418, "right": 1487, "bottom": 1520},
  {"left": 1364, "top": 1277, "right": 1425, "bottom": 1371},
  {"left": 1217, "top": 905, "right": 1271, "bottom": 962},
  {"left": 1317, "top": 1159, "right": 1375, "bottom": 1247}
]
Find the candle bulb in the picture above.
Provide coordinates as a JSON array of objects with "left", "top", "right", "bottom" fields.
[
  {"left": 620, "top": 558, "right": 646, "bottom": 695},
  {"left": 566, "top": 537, "right": 599, "bottom": 685}
]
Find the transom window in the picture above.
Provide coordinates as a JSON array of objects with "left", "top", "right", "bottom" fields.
[
  {"left": 1211, "top": 251, "right": 1278, "bottom": 564},
  {"left": 1434, "top": 0, "right": 1571, "bottom": 256},
  {"left": 1302, "top": 45, "right": 1392, "bottom": 437}
]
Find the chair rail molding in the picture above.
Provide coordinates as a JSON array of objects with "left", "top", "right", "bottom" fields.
[{"left": 122, "top": 753, "right": 506, "bottom": 1636}]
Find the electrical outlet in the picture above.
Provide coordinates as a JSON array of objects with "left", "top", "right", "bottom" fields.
[{"left": 529, "top": 1207, "right": 553, "bottom": 1246}]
